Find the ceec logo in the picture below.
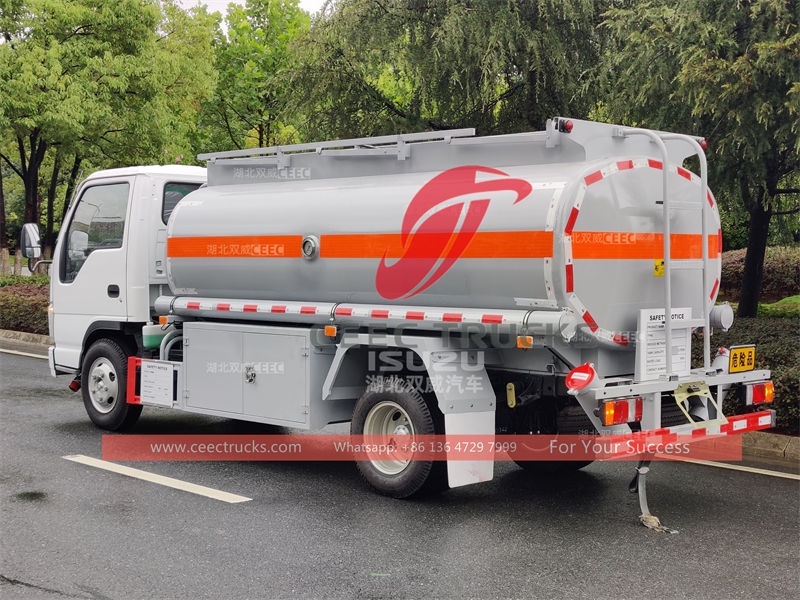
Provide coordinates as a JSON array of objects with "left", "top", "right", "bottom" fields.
[{"left": 375, "top": 165, "right": 532, "bottom": 299}]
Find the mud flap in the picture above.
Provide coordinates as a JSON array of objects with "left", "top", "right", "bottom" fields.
[{"left": 444, "top": 411, "right": 495, "bottom": 488}]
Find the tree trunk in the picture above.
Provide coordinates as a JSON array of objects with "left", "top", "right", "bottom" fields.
[
  {"left": 45, "top": 147, "right": 62, "bottom": 250},
  {"left": 0, "top": 164, "right": 8, "bottom": 275},
  {"left": 13, "top": 242, "right": 22, "bottom": 275},
  {"left": 737, "top": 200, "right": 772, "bottom": 318},
  {"left": 19, "top": 130, "right": 47, "bottom": 226},
  {"left": 61, "top": 154, "right": 82, "bottom": 225}
]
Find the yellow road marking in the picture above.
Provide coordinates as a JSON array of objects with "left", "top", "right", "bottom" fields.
[
  {"left": 0, "top": 348, "right": 47, "bottom": 360},
  {"left": 679, "top": 458, "right": 800, "bottom": 480}
]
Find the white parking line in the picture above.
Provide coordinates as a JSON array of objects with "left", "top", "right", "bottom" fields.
[
  {"left": 680, "top": 458, "right": 800, "bottom": 480},
  {"left": 63, "top": 455, "right": 252, "bottom": 503},
  {"left": 0, "top": 348, "right": 47, "bottom": 360}
]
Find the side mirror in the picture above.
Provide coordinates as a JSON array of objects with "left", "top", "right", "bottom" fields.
[{"left": 20, "top": 223, "right": 42, "bottom": 259}]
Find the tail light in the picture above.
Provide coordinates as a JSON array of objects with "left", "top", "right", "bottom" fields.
[
  {"left": 746, "top": 382, "right": 774, "bottom": 405},
  {"left": 602, "top": 397, "right": 643, "bottom": 426}
]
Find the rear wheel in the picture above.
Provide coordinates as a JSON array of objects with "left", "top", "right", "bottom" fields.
[
  {"left": 513, "top": 401, "right": 596, "bottom": 473},
  {"left": 351, "top": 378, "right": 445, "bottom": 498},
  {"left": 81, "top": 338, "right": 142, "bottom": 431}
]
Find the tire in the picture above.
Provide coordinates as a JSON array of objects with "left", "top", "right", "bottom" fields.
[
  {"left": 351, "top": 378, "right": 444, "bottom": 498},
  {"left": 514, "top": 402, "right": 596, "bottom": 474},
  {"left": 81, "top": 338, "right": 142, "bottom": 431}
]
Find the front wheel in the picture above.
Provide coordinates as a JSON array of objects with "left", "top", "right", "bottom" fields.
[
  {"left": 351, "top": 378, "right": 444, "bottom": 498},
  {"left": 81, "top": 338, "right": 142, "bottom": 431}
]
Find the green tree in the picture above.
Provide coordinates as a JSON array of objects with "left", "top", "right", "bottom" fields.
[
  {"left": 196, "top": 0, "right": 310, "bottom": 152},
  {"left": 290, "top": 0, "right": 601, "bottom": 139},
  {"left": 595, "top": 0, "right": 800, "bottom": 316},
  {"left": 0, "top": 0, "right": 217, "bottom": 267}
]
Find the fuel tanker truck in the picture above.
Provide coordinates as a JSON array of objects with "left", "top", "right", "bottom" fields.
[{"left": 22, "top": 118, "right": 775, "bottom": 528}]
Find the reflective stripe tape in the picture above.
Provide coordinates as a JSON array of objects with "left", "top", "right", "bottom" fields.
[
  {"left": 584, "top": 170, "right": 604, "bottom": 186},
  {"left": 564, "top": 208, "right": 580, "bottom": 235},
  {"left": 481, "top": 314, "right": 504, "bottom": 324},
  {"left": 582, "top": 311, "right": 599, "bottom": 332},
  {"left": 612, "top": 333, "right": 629, "bottom": 346},
  {"left": 565, "top": 264, "right": 574, "bottom": 293},
  {"left": 165, "top": 297, "right": 534, "bottom": 328},
  {"left": 710, "top": 279, "right": 719, "bottom": 299}
]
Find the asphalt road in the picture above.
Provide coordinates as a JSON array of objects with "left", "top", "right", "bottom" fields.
[{"left": 1, "top": 349, "right": 798, "bottom": 600}]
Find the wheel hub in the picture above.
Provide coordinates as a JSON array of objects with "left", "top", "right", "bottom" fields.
[
  {"left": 363, "top": 400, "right": 415, "bottom": 475},
  {"left": 88, "top": 359, "right": 118, "bottom": 413}
]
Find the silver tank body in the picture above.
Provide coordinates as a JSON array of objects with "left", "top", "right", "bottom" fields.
[{"left": 166, "top": 152, "right": 722, "bottom": 340}]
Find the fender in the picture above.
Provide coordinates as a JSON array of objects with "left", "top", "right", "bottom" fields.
[{"left": 322, "top": 332, "right": 495, "bottom": 488}]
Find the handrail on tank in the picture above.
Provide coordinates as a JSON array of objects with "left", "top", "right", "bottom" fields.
[
  {"left": 197, "top": 129, "right": 476, "bottom": 162},
  {"left": 660, "top": 133, "right": 711, "bottom": 371},
  {"left": 614, "top": 126, "right": 712, "bottom": 376}
]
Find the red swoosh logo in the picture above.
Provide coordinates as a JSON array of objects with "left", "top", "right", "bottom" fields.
[{"left": 375, "top": 165, "right": 532, "bottom": 299}]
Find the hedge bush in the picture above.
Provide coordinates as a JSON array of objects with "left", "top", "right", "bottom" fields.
[
  {"left": 720, "top": 246, "right": 800, "bottom": 302},
  {"left": 0, "top": 275, "right": 50, "bottom": 336},
  {"left": 693, "top": 315, "right": 799, "bottom": 436}
]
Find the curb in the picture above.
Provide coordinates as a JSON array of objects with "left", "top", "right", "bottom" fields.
[
  {"left": 742, "top": 431, "right": 800, "bottom": 464},
  {"left": 0, "top": 329, "right": 52, "bottom": 346}
]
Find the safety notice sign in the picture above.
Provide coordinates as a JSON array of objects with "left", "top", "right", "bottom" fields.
[{"left": 635, "top": 307, "right": 692, "bottom": 381}]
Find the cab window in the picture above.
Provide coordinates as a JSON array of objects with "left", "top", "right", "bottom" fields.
[
  {"left": 61, "top": 182, "right": 129, "bottom": 283},
  {"left": 163, "top": 182, "right": 203, "bottom": 224}
]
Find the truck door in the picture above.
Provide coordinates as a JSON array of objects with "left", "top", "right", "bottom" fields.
[{"left": 52, "top": 178, "right": 133, "bottom": 370}]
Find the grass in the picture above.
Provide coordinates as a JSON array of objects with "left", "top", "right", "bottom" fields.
[{"left": 759, "top": 295, "right": 800, "bottom": 318}]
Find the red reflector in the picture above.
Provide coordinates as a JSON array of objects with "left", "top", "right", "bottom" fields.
[
  {"left": 566, "top": 363, "right": 596, "bottom": 391},
  {"left": 634, "top": 397, "right": 643, "bottom": 422},
  {"left": 752, "top": 382, "right": 774, "bottom": 404},
  {"left": 700, "top": 139, "right": 708, "bottom": 150}
]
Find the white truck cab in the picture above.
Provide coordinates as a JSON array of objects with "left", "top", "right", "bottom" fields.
[{"left": 39, "top": 166, "right": 206, "bottom": 426}]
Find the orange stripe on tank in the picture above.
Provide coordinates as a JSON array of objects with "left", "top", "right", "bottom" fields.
[
  {"left": 320, "top": 231, "right": 554, "bottom": 259},
  {"left": 167, "top": 231, "right": 717, "bottom": 261},
  {"left": 167, "top": 231, "right": 555, "bottom": 259},
  {"left": 167, "top": 235, "right": 301, "bottom": 258},
  {"left": 571, "top": 232, "right": 720, "bottom": 260}
]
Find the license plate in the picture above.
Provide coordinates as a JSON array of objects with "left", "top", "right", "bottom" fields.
[{"left": 729, "top": 345, "right": 756, "bottom": 373}]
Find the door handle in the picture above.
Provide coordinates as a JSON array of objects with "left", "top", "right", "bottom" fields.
[{"left": 107, "top": 285, "right": 120, "bottom": 298}]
